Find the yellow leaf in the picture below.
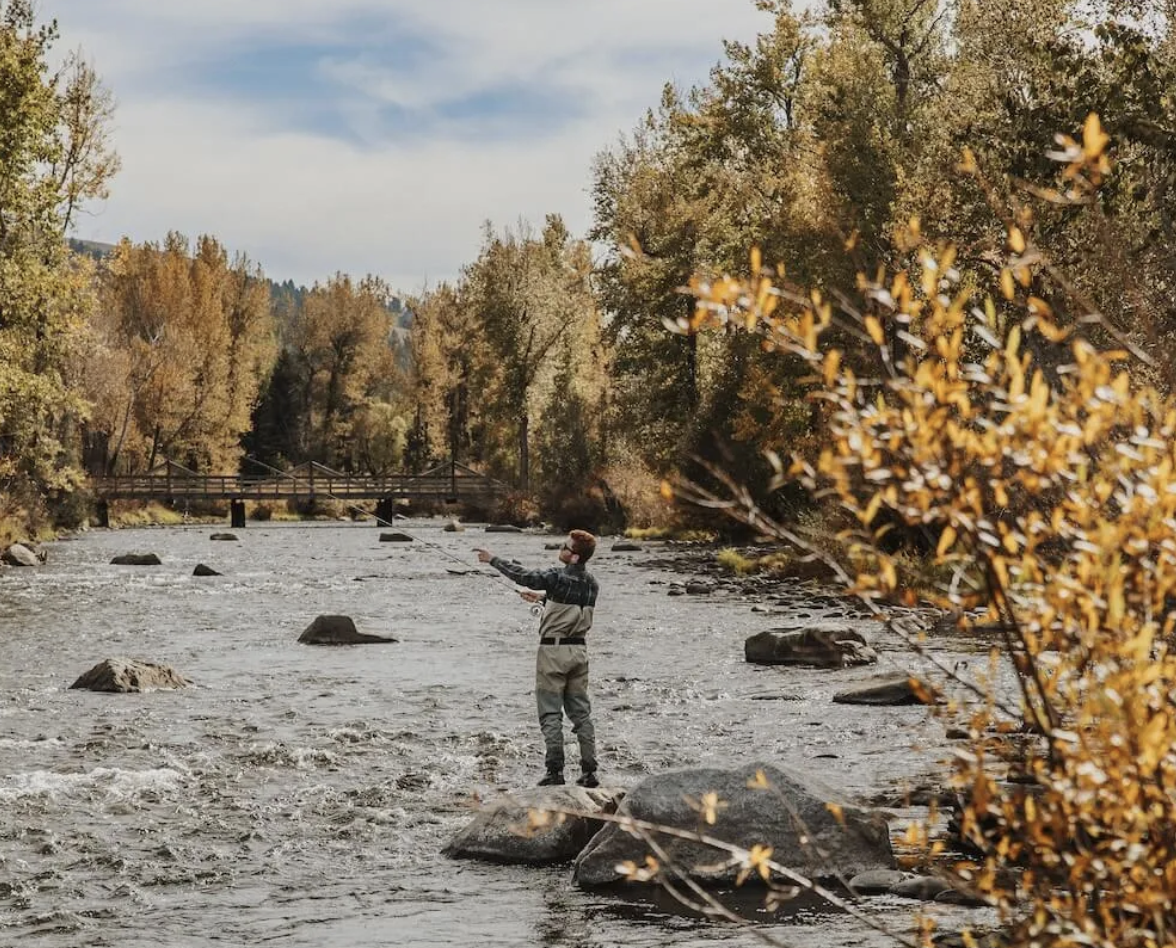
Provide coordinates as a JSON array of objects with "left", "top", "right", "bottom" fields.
[
  {"left": 937, "top": 525, "right": 957, "bottom": 557},
  {"left": 1083, "top": 112, "right": 1109, "bottom": 161},
  {"left": 823, "top": 350, "right": 841, "bottom": 386},
  {"left": 1008, "top": 227, "right": 1025, "bottom": 254},
  {"left": 864, "top": 491, "right": 883, "bottom": 525},
  {"left": 751, "top": 246, "right": 762, "bottom": 274},
  {"left": 865, "top": 315, "right": 885, "bottom": 345},
  {"left": 747, "top": 769, "right": 770, "bottom": 790},
  {"left": 660, "top": 480, "right": 674, "bottom": 501},
  {"left": 1006, "top": 325, "right": 1022, "bottom": 360},
  {"left": 1027, "top": 296, "right": 1051, "bottom": 317},
  {"left": 1000, "top": 269, "right": 1015, "bottom": 300}
]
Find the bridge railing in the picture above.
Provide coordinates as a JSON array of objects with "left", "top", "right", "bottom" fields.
[{"left": 91, "top": 470, "right": 502, "bottom": 502}]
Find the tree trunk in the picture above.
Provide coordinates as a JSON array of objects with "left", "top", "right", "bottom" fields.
[
  {"left": 684, "top": 295, "right": 699, "bottom": 409},
  {"left": 519, "top": 412, "right": 530, "bottom": 490}
]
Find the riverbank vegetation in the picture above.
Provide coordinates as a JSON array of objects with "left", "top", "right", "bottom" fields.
[{"left": 675, "top": 106, "right": 1176, "bottom": 948}]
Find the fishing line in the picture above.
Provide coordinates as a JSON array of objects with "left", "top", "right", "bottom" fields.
[{"left": 242, "top": 455, "right": 538, "bottom": 608}]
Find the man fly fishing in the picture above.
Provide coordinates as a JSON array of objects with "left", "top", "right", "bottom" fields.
[{"left": 474, "top": 531, "right": 600, "bottom": 788}]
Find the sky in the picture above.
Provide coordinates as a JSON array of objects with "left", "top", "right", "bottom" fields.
[{"left": 40, "top": 0, "right": 774, "bottom": 294}]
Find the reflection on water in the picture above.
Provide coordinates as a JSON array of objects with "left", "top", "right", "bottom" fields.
[{"left": 0, "top": 522, "right": 999, "bottom": 946}]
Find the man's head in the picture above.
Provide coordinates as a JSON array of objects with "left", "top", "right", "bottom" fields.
[{"left": 560, "top": 529, "right": 596, "bottom": 564}]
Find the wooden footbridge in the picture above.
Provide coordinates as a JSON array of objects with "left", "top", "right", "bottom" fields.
[{"left": 91, "top": 459, "right": 507, "bottom": 526}]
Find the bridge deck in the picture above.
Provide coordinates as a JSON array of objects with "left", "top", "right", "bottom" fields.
[{"left": 92, "top": 466, "right": 503, "bottom": 503}]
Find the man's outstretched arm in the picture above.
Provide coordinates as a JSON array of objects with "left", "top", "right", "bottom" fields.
[{"left": 473, "top": 548, "right": 557, "bottom": 591}]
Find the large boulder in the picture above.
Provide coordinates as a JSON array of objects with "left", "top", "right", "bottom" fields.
[
  {"left": 71, "top": 658, "right": 189, "bottom": 693},
  {"left": 111, "top": 553, "right": 162, "bottom": 566},
  {"left": 2, "top": 543, "right": 42, "bottom": 567},
  {"left": 297, "top": 614, "right": 397, "bottom": 645},
  {"left": 443, "top": 786, "right": 625, "bottom": 865},
  {"left": 574, "top": 762, "right": 893, "bottom": 888},
  {"left": 744, "top": 626, "right": 878, "bottom": 668}
]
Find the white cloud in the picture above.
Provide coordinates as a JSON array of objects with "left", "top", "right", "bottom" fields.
[{"left": 42, "top": 0, "right": 774, "bottom": 292}]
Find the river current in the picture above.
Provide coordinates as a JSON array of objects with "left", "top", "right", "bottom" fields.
[{"left": 0, "top": 521, "right": 1000, "bottom": 947}]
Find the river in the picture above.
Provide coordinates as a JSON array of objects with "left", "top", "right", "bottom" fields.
[{"left": 0, "top": 520, "right": 1000, "bottom": 947}]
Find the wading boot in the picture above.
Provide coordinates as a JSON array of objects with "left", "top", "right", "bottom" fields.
[
  {"left": 537, "top": 770, "right": 565, "bottom": 787},
  {"left": 576, "top": 771, "right": 599, "bottom": 789}
]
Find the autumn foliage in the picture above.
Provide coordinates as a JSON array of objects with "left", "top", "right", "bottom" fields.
[{"left": 686, "top": 116, "right": 1176, "bottom": 947}]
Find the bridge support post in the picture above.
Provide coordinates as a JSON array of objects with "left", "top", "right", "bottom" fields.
[
  {"left": 375, "top": 497, "right": 396, "bottom": 525},
  {"left": 230, "top": 499, "right": 246, "bottom": 529},
  {"left": 95, "top": 500, "right": 110, "bottom": 529}
]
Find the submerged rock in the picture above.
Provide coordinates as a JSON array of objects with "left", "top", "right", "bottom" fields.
[
  {"left": 297, "top": 614, "right": 397, "bottom": 645},
  {"left": 193, "top": 564, "right": 221, "bottom": 577},
  {"left": 379, "top": 532, "right": 413, "bottom": 543},
  {"left": 833, "top": 673, "right": 939, "bottom": 705},
  {"left": 443, "top": 786, "right": 625, "bottom": 865},
  {"left": 71, "top": 658, "right": 189, "bottom": 693},
  {"left": 574, "top": 762, "right": 893, "bottom": 888},
  {"left": 209, "top": 533, "right": 239, "bottom": 541}
]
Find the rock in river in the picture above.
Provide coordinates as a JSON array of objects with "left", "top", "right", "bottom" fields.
[
  {"left": 833, "top": 672, "right": 940, "bottom": 705},
  {"left": 574, "top": 762, "right": 893, "bottom": 888},
  {"left": 444, "top": 786, "right": 625, "bottom": 865},
  {"left": 71, "top": 658, "right": 189, "bottom": 693},
  {"left": 3, "top": 543, "right": 43, "bottom": 567},
  {"left": 298, "top": 614, "right": 397, "bottom": 645},
  {"left": 744, "top": 626, "right": 878, "bottom": 668},
  {"left": 110, "top": 553, "right": 162, "bottom": 566}
]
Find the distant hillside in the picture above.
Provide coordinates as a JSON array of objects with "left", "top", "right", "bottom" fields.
[
  {"left": 67, "top": 238, "right": 411, "bottom": 329},
  {"left": 68, "top": 237, "right": 117, "bottom": 260}
]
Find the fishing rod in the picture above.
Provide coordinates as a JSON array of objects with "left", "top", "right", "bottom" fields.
[{"left": 242, "top": 454, "right": 537, "bottom": 607}]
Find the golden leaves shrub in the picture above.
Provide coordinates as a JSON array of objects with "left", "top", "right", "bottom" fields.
[{"left": 686, "top": 117, "right": 1176, "bottom": 947}]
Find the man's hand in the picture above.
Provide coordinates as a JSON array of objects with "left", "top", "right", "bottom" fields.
[
  {"left": 473, "top": 548, "right": 493, "bottom": 564},
  {"left": 519, "top": 591, "right": 543, "bottom": 604}
]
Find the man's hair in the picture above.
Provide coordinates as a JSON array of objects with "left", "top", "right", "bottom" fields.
[{"left": 568, "top": 529, "right": 597, "bottom": 563}]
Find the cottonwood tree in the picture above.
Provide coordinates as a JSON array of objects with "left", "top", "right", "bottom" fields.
[
  {"left": 462, "top": 215, "right": 599, "bottom": 490},
  {"left": 408, "top": 281, "right": 483, "bottom": 466},
  {"left": 87, "top": 233, "right": 275, "bottom": 473},
  {"left": 0, "top": 0, "right": 118, "bottom": 521},
  {"left": 284, "top": 274, "right": 396, "bottom": 470}
]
